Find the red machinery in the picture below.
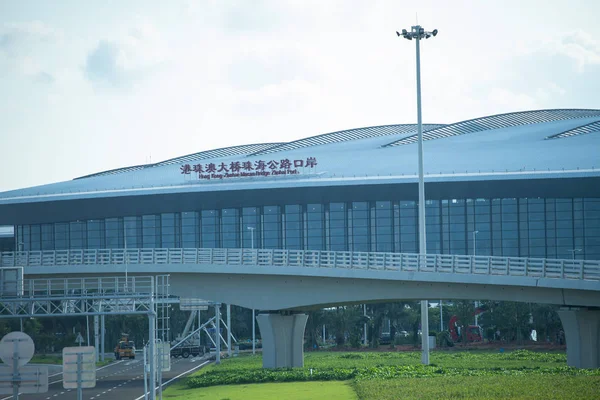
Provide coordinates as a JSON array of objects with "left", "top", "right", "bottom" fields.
[{"left": 448, "top": 306, "right": 487, "bottom": 343}]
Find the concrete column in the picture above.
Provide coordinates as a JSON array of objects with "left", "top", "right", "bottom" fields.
[
  {"left": 558, "top": 307, "right": 600, "bottom": 369},
  {"left": 257, "top": 313, "right": 308, "bottom": 369}
]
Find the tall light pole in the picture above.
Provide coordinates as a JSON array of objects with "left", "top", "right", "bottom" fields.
[
  {"left": 124, "top": 224, "right": 129, "bottom": 292},
  {"left": 397, "top": 25, "right": 438, "bottom": 365},
  {"left": 568, "top": 248, "right": 582, "bottom": 260},
  {"left": 247, "top": 226, "right": 255, "bottom": 250},
  {"left": 472, "top": 230, "right": 480, "bottom": 325},
  {"left": 17, "top": 241, "right": 24, "bottom": 332}
]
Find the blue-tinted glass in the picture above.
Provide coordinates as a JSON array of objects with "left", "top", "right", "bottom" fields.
[
  {"left": 202, "top": 210, "right": 219, "bottom": 248},
  {"left": 41, "top": 224, "right": 54, "bottom": 250},
  {"left": 54, "top": 223, "right": 69, "bottom": 250},
  {"left": 29, "top": 225, "right": 41, "bottom": 251},
  {"left": 220, "top": 209, "right": 239, "bottom": 248},
  {"left": 284, "top": 205, "right": 302, "bottom": 249},
  {"left": 306, "top": 204, "right": 324, "bottom": 250},
  {"left": 142, "top": 215, "right": 160, "bottom": 248},
  {"left": 87, "top": 220, "right": 105, "bottom": 249},
  {"left": 262, "top": 206, "right": 280, "bottom": 249},
  {"left": 105, "top": 218, "right": 123, "bottom": 249}
]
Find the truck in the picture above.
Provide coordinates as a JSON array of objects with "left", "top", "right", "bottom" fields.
[
  {"left": 114, "top": 334, "right": 136, "bottom": 360},
  {"left": 170, "top": 344, "right": 204, "bottom": 358}
]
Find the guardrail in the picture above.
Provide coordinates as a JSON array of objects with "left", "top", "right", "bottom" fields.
[{"left": 1, "top": 248, "right": 599, "bottom": 281}]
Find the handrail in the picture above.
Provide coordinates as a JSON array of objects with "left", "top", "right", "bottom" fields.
[{"left": 1, "top": 248, "right": 599, "bottom": 281}]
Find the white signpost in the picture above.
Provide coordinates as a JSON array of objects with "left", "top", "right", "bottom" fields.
[
  {"left": 179, "top": 298, "right": 210, "bottom": 311},
  {"left": 75, "top": 333, "right": 85, "bottom": 346},
  {"left": 0, "top": 332, "right": 48, "bottom": 399},
  {"left": 63, "top": 346, "right": 96, "bottom": 400},
  {"left": 157, "top": 342, "right": 170, "bottom": 372}
]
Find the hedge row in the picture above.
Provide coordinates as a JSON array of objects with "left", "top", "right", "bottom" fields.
[{"left": 186, "top": 365, "right": 600, "bottom": 389}]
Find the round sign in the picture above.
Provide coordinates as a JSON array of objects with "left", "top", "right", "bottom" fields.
[{"left": 0, "top": 331, "right": 35, "bottom": 368}]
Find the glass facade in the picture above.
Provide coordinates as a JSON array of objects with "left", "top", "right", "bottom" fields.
[{"left": 14, "top": 197, "right": 600, "bottom": 260}]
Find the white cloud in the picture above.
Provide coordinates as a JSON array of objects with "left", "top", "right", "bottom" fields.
[
  {"left": 0, "top": 21, "right": 58, "bottom": 81},
  {"left": 541, "top": 30, "right": 600, "bottom": 72},
  {"left": 84, "top": 19, "right": 167, "bottom": 87}
]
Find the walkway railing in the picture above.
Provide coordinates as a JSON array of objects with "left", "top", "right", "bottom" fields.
[{"left": 1, "top": 248, "right": 599, "bottom": 281}]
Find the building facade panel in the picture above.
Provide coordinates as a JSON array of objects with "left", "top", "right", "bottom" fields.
[{"left": 13, "top": 196, "right": 600, "bottom": 260}]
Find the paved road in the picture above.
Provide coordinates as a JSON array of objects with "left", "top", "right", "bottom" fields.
[{"left": 2, "top": 356, "right": 210, "bottom": 400}]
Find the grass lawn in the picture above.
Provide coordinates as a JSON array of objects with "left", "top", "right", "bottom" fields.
[
  {"left": 164, "top": 380, "right": 357, "bottom": 400},
  {"left": 352, "top": 375, "right": 600, "bottom": 400},
  {"left": 189, "top": 349, "right": 567, "bottom": 375},
  {"left": 29, "top": 355, "right": 63, "bottom": 364},
  {"left": 163, "top": 350, "right": 600, "bottom": 399}
]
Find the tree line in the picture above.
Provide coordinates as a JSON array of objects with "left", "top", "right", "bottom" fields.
[{"left": 0, "top": 300, "right": 564, "bottom": 353}]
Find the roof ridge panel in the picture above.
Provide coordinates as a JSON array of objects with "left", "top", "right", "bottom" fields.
[
  {"left": 545, "top": 119, "right": 600, "bottom": 140},
  {"left": 382, "top": 108, "right": 600, "bottom": 147},
  {"left": 249, "top": 123, "right": 446, "bottom": 156},
  {"left": 74, "top": 142, "right": 283, "bottom": 180}
]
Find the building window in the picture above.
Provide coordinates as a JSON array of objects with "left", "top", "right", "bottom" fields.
[
  {"left": 54, "top": 223, "right": 69, "bottom": 250},
  {"left": 41, "top": 224, "right": 54, "bottom": 250},
  {"left": 181, "top": 212, "right": 199, "bottom": 248},
  {"left": 29, "top": 225, "right": 41, "bottom": 251},
  {"left": 201, "top": 210, "right": 219, "bottom": 248},
  {"left": 350, "top": 202, "right": 369, "bottom": 252},
  {"left": 161, "top": 213, "right": 180, "bottom": 248},
  {"left": 87, "top": 220, "right": 105, "bottom": 249},
  {"left": 105, "top": 218, "right": 123, "bottom": 249},
  {"left": 399, "top": 201, "right": 417, "bottom": 253},
  {"left": 263, "top": 206, "right": 281, "bottom": 249},
  {"left": 69, "top": 221, "right": 86, "bottom": 249},
  {"left": 284, "top": 205, "right": 302, "bottom": 250},
  {"left": 142, "top": 215, "right": 161, "bottom": 248},
  {"left": 221, "top": 209, "right": 239, "bottom": 248},
  {"left": 306, "top": 204, "right": 324, "bottom": 250},
  {"left": 584, "top": 198, "right": 600, "bottom": 260},
  {"left": 328, "top": 203, "right": 347, "bottom": 251},
  {"left": 124, "top": 216, "right": 141, "bottom": 248},
  {"left": 426, "top": 200, "right": 441, "bottom": 254},
  {"left": 375, "top": 201, "right": 393, "bottom": 252},
  {"left": 242, "top": 207, "right": 260, "bottom": 249}
]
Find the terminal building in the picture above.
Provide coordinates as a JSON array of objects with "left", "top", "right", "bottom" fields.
[{"left": 0, "top": 108, "right": 599, "bottom": 261}]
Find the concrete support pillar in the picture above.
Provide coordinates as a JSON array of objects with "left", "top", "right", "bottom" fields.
[
  {"left": 257, "top": 313, "right": 308, "bottom": 369},
  {"left": 558, "top": 307, "right": 600, "bottom": 369}
]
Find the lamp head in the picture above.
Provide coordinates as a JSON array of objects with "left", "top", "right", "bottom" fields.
[{"left": 432, "top": 29, "right": 438, "bottom": 36}]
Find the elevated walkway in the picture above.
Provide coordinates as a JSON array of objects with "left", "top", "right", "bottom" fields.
[{"left": 2, "top": 249, "right": 599, "bottom": 369}]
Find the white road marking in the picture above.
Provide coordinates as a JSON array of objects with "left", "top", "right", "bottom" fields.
[
  {"left": 134, "top": 360, "right": 211, "bottom": 400},
  {"left": 0, "top": 360, "right": 126, "bottom": 400}
]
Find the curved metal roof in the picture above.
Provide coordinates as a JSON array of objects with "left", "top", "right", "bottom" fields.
[
  {"left": 545, "top": 120, "right": 600, "bottom": 140},
  {"left": 75, "top": 142, "right": 283, "bottom": 180},
  {"left": 249, "top": 123, "right": 446, "bottom": 156},
  {"left": 384, "top": 109, "right": 600, "bottom": 147},
  {"left": 4, "top": 108, "right": 600, "bottom": 207}
]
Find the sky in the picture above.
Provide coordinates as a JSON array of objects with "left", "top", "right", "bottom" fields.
[{"left": 1, "top": 0, "right": 600, "bottom": 192}]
